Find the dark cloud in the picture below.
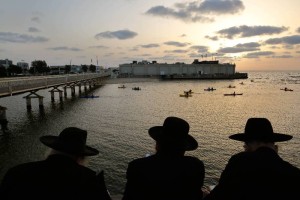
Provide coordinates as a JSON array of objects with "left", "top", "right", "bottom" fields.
[
  {"left": 190, "top": 45, "right": 209, "bottom": 53},
  {"left": 180, "top": 34, "right": 187, "bottom": 37},
  {"left": 296, "top": 51, "right": 300, "bottom": 53},
  {"left": 264, "top": 35, "right": 300, "bottom": 45},
  {"left": 145, "top": 0, "right": 244, "bottom": 23},
  {"left": 218, "top": 42, "right": 261, "bottom": 53},
  {"left": 244, "top": 51, "right": 274, "bottom": 58},
  {"left": 140, "top": 43, "right": 160, "bottom": 48},
  {"left": 296, "top": 27, "right": 300, "bottom": 33},
  {"left": 165, "top": 49, "right": 189, "bottom": 53},
  {"left": 195, "top": 0, "right": 245, "bottom": 14},
  {"left": 28, "top": 27, "right": 40, "bottom": 32},
  {"left": 272, "top": 55, "right": 293, "bottom": 58},
  {"left": 217, "top": 25, "right": 288, "bottom": 39},
  {"left": 205, "top": 35, "right": 218, "bottom": 41},
  {"left": 0, "top": 32, "right": 48, "bottom": 43},
  {"left": 164, "top": 41, "right": 190, "bottom": 47},
  {"left": 47, "top": 46, "right": 82, "bottom": 51},
  {"left": 89, "top": 45, "right": 109, "bottom": 49},
  {"left": 269, "top": 46, "right": 281, "bottom": 49},
  {"left": 95, "top": 30, "right": 138, "bottom": 40},
  {"left": 145, "top": 5, "right": 213, "bottom": 23}
]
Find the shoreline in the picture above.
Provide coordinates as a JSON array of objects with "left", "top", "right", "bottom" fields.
[{"left": 104, "top": 77, "right": 161, "bottom": 84}]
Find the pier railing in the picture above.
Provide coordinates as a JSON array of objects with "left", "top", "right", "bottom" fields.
[{"left": 0, "top": 73, "right": 109, "bottom": 97}]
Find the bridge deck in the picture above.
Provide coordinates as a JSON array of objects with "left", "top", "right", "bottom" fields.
[{"left": 0, "top": 73, "right": 109, "bottom": 98}]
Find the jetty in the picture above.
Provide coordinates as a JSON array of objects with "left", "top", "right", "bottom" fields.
[{"left": 0, "top": 73, "right": 109, "bottom": 110}]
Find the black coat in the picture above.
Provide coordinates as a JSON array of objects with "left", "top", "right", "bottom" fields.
[
  {"left": 204, "top": 147, "right": 300, "bottom": 200},
  {"left": 122, "top": 153, "right": 205, "bottom": 200},
  {"left": 0, "top": 154, "right": 111, "bottom": 200}
]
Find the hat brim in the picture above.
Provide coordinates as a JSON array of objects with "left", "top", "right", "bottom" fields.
[
  {"left": 149, "top": 126, "right": 198, "bottom": 151},
  {"left": 40, "top": 136, "right": 99, "bottom": 156},
  {"left": 229, "top": 132, "right": 293, "bottom": 142}
]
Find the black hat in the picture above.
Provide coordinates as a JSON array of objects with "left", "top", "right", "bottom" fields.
[
  {"left": 40, "top": 127, "right": 99, "bottom": 156},
  {"left": 148, "top": 117, "right": 198, "bottom": 151},
  {"left": 229, "top": 118, "right": 293, "bottom": 142}
]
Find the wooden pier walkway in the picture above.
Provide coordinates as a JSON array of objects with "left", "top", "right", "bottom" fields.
[{"left": 0, "top": 73, "right": 109, "bottom": 98}]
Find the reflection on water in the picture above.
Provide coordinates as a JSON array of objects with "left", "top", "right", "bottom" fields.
[{"left": 0, "top": 71, "right": 300, "bottom": 195}]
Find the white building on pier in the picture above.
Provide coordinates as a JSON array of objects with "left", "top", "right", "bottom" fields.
[{"left": 119, "top": 60, "right": 236, "bottom": 77}]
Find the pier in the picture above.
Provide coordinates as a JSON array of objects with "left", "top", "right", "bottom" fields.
[{"left": 0, "top": 73, "right": 110, "bottom": 110}]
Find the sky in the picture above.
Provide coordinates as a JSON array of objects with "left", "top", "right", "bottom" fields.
[{"left": 1, "top": 0, "right": 300, "bottom": 71}]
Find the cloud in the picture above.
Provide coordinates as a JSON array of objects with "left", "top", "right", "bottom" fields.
[
  {"left": 47, "top": 46, "right": 82, "bottom": 51},
  {"left": 145, "top": 5, "right": 213, "bottom": 23},
  {"left": 145, "top": 0, "right": 244, "bottom": 23},
  {"left": 189, "top": 52, "right": 224, "bottom": 58},
  {"left": 296, "top": 51, "right": 300, "bottom": 53},
  {"left": 164, "top": 41, "right": 190, "bottom": 47},
  {"left": 28, "top": 27, "right": 40, "bottom": 32},
  {"left": 218, "top": 42, "right": 261, "bottom": 53},
  {"left": 88, "top": 45, "right": 109, "bottom": 49},
  {"left": 165, "top": 49, "right": 189, "bottom": 53},
  {"left": 194, "top": 0, "right": 245, "bottom": 14},
  {"left": 104, "top": 53, "right": 114, "bottom": 57},
  {"left": 31, "top": 16, "right": 40, "bottom": 23},
  {"left": 129, "top": 47, "right": 139, "bottom": 51},
  {"left": 244, "top": 51, "right": 274, "bottom": 58},
  {"left": 264, "top": 35, "right": 300, "bottom": 45},
  {"left": 272, "top": 55, "right": 293, "bottom": 58},
  {"left": 140, "top": 43, "right": 160, "bottom": 48},
  {"left": 205, "top": 35, "right": 218, "bottom": 41},
  {"left": 95, "top": 29, "right": 138, "bottom": 40},
  {"left": 137, "top": 54, "right": 152, "bottom": 57},
  {"left": 0, "top": 32, "right": 48, "bottom": 43},
  {"left": 180, "top": 34, "right": 187, "bottom": 37},
  {"left": 217, "top": 25, "right": 288, "bottom": 39},
  {"left": 297, "top": 27, "right": 300, "bottom": 33},
  {"left": 190, "top": 45, "right": 209, "bottom": 53}
]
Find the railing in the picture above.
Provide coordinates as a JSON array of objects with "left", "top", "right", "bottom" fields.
[{"left": 0, "top": 73, "right": 110, "bottom": 97}]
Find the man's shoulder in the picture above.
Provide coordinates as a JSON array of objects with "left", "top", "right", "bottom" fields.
[
  {"left": 282, "top": 160, "right": 300, "bottom": 175},
  {"left": 8, "top": 160, "right": 45, "bottom": 172},
  {"left": 3, "top": 160, "right": 46, "bottom": 180}
]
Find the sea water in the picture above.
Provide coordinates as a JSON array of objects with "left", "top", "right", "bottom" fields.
[{"left": 0, "top": 71, "right": 299, "bottom": 195}]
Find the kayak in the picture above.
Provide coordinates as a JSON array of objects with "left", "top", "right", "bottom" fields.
[
  {"left": 80, "top": 95, "right": 100, "bottom": 98},
  {"left": 224, "top": 93, "right": 243, "bottom": 96},
  {"left": 204, "top": 88, "right": 216, "bottom": 91},
  {"left": 179, "top": 94, "right": 192, "bottom": 97},
  {"left": 280, "top": 88, "right": 293, "bottom": 91}
]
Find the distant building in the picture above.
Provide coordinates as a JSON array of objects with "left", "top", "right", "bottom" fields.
[
  {"left": 17, "top": 62, "right": 29, "bottom": 70},
  {"left": 119, "top": 59, "right": 236, "bottom": 77},
  {"left": 49, "top": 66, "right": 66, "bottom": 75},
  {"left": 70, "top": 65, "right": 82, "bottom": 73},
  {"left": 0, "top": 59, "right": 13, "bottom": 68},
  {"left": 50, "top": 65, "right": 85, "bottom": 74}
]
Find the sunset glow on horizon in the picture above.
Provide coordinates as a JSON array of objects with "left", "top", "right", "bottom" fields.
[{"left": 1, "top": 0, "right": 300, "bottom": 71}]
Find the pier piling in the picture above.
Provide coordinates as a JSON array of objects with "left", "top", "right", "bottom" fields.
[{"left": 23, "top": 90, "right": 44, "bottom": 111}]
